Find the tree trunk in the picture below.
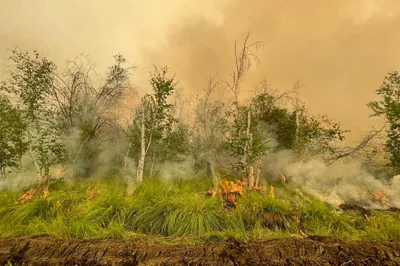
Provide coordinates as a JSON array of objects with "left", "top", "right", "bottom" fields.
[
  {"left": 248, "top": 164, "right": 254, "bottom": 188},
  {"left": 294, "top": 100, "right": 301, "bottom": 152},
  {"left": 149, "top": 152, "right": 155, "bottom": 178},
  {"left": 255, "top": 158, "right": 262, "bottom": 187},
  {"left": 137, "top": 108, "right": 146, "bottom": 184},
  {"left": 246, "top": 110, "right": 254, "bottom": 188},
  {"left": 0, "top": 164, "right": 5, "bottom": 180},
  {"left": 208, "top": 159, "right": 219, "bottom": 189},
  {"left": 124, "top": 143, "right": 132, "bottom": 169}
]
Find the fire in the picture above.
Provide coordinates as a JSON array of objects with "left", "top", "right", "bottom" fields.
[
  {"left": 371, "top": 191, "right": 389, "bottom": 205},
  {"left": 87, "top": 185, "right": 99, "bottom": 200},
  {"left": 293, "top": 215, "right": 300, "bottom": 224},
  {"left": 41, "top": 185, "right": 50, "bottom": 199},
  {"left": 17, "top": 185, "right": 51, "bottom": 204},
  {"left": 253, "top": 184, "right": 267, "bottom": 193},
  {"left": 220, "top": 179, "right": 245, "bottom": 196},
  {"left": 269, "top": 185, "right": 275, "bottom": 199},
  {"left": 208, "top": 179, "right": 270, "bottom": 207},
  {"left": 18, "top": 188, "right": 36, "bottom": 204}
]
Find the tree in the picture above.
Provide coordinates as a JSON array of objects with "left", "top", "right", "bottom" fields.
[
  {"left": 191, "top": 73, "right": 229, "bottom": 187},
  {"left": 223, "top": 102, "right": 269, "bottom": 187},
  {"left": 368, "top": 71, "right": 400, "bottom": 171},
  {"left": 129, "top": 66, "right": 188, "bottom": 183},
  {"left": 291, "top": 101, "right": 348, "bottom": 158},
  {"left": 55, "top": 54, "right": 135, "bottom": 178},
  {"left": 0, "top": 49, "right": 66, "bottom": 181},
  {"left": 0, "top": 95, "right": 27, "bottom": 177},
  {"left": 221, "top": 32, "right": 268, "bottom": 188}
]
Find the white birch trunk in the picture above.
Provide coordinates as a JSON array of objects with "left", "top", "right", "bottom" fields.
[
  {"left": 246, "top": 110, "right": 255, "bottom": 188},
  {"left": 209, "top": 159, "right": 219, "bottom": 189},
  {"left": 136, "top": 108, "right": 146, "bottom": 184}
]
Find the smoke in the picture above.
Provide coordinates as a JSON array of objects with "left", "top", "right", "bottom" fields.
[
  {"left": 0, "top": 155, "right": 65, "bottom": 191},
  {"left": 265, "top": 150, "right": 400, "bottom": 209},
  {"left": 142, "top": 0, "right": 400, "bottom": 143},
  {"left": 158, "top": 156, "right": 198, "bottom": 180},
  {"left": 2, "top": 1, "right": 400, "bottom": 207}
]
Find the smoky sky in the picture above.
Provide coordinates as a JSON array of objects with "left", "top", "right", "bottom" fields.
[{"left": 1, "top": 0, "right": 400, "bottom": 142}]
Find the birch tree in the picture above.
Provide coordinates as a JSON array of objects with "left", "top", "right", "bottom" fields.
[
  {"left": 129, "top": 66, "right": 188, "bottom": 183},
  {"left": 0, "top": 49, "right": 66, "bottom": 181}
]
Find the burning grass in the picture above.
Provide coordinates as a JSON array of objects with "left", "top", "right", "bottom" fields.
[{"left": 0, "top": 176, "right": 399, "bottom": 243}]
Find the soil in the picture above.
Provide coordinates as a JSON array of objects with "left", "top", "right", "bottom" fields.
[{"left": 0, "top": 236, "right": 399, "bottom": 265}]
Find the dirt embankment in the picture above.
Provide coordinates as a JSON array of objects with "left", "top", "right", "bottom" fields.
[{"left": 0, "top": 236, "right": 399, "bottom": 266}]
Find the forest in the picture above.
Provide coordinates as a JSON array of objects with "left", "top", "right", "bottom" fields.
[{"left": 0, "top": 34, "right": 399, "bottom": 250}]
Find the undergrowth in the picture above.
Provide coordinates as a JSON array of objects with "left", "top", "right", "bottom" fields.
[{"left": 0, "top": 176, "right": 399, "bottom": 243}]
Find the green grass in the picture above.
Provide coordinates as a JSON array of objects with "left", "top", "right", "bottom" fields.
[{"left": 0, "top": 176, "right": 399, "bottom": 243}]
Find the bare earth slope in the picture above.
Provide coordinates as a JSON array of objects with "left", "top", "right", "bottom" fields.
[{"left": 0, "top": 236, "right": 399, "bottom": 265}]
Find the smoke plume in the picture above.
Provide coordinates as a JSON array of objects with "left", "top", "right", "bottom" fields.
[{"left": 265, "top": 150, "right": 400, "bottom": 209}]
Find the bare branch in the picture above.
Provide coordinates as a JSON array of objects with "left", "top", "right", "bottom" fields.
[{"left": 326, "top": 122, "right": 387, "bottom": 165}]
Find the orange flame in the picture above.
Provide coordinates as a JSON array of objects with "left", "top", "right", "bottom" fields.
[
  {"left": 87, "top": 185, "right": 99, "bottom": 200},
  {"left": 371, "top": 191, "right": 389, "bottom": 205},
  {"left": 18, "top": 185, "right": 51, "bottom": 204},
  {"left": 269, "top": 185, "right": 275, "bottom": 199},
  {"left": 18, "top": 188, "right": 36, "bottom": 204},
  {"left": 41, "top": 186, "right": 50, "bottom": 199}
]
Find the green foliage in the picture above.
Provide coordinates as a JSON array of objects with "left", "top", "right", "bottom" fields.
[
  {"left": 294, "top": 111, "right": 347, "bottom": 155},
  {"left": 1, "top": 49, "right": 56, "bottom": 118},
  {"left": 0, "top": 95, "right": 27, "bottom": 175},
  {"left": 0, "top": 49, "right": 66, "bottom": 179},
  {"left": 128, "top": 66, "right": 191, "bottom": 177},
  {"left": 368, "top": 71, "right": 400, "bottom": 170},
  {"left": 251, "top": 92, "right": 347, "bottom": 155},
  {"left": 223, "top": 103, "right": 269, "bottom": 177}
]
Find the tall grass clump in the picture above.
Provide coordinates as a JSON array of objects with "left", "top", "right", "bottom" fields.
[
  {"left": 299, "top": 197, "right": 363, "bottom": 239},
  {"left": 363, "top": 211, "right": 400, "bottom": 242},
  {"left": 85, "top": 178, "right": 130, "bottom": 228},
  {"left": 234, "top": 191, "right": 293, "bottom": 231},
  {"left": 127, "top": 177, "right": 227, "bottom": 236}
]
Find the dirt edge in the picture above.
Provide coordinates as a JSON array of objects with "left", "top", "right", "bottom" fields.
[{"left": 0, "top": 236, "right": 399, "bottom": 265}]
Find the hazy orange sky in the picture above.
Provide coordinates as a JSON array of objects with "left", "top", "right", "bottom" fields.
[{"left": 1, "top": 0, "right": 399, "bottom": 143}]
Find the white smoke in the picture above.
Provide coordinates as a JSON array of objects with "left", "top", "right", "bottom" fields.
[
  {"left": 265, "top": 150, "right": 400, "bottom": 209},
  {"left": 159, "top": 155, "right": 198, "bottom": 180}
]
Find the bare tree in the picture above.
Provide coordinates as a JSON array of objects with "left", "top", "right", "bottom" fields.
[
  {"left": 51, "top": 54, "right": 136, "bottom": 136},
  {"left": 50, "top": 54, "right": 136, "bottom": 177},
  {"left": 222, "top": 31, "right": 265, "bottom": 102},
  {"left": 191, "top": 72, "right": 227, "bottom": 187}
]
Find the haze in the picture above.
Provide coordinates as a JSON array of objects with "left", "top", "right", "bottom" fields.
[{"left": 1, "top": 0, "right": 399, "bottom": 143}]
